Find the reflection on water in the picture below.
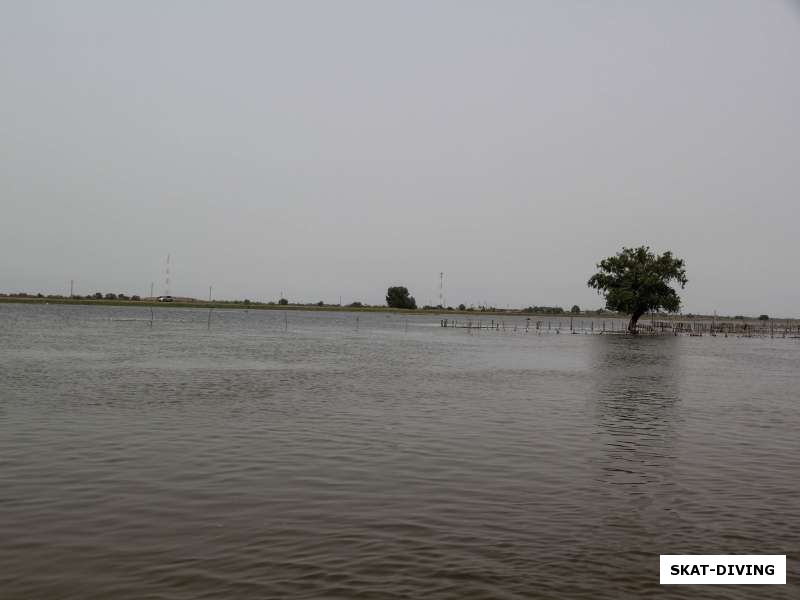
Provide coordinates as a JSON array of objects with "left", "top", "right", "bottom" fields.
[
  {"left": 583, "top": 337, "right": 686, "bottom": 596},
  {"left": 593, "top": 335, "right": 681, "bottom": 488},
  {"left": 0, "top": 303, "right": 798, "bottom": 599}
]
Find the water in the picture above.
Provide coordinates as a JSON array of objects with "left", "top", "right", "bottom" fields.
[{"left": 1, "top": 303, "right": 798, "bottom": 598}]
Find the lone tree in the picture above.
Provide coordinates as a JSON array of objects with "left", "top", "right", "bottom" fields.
[
  {"left": 587, "top": 246, "right": 687, "bottom": 334},
  {"left": 386, "top": 286, "right": 417, "bottom": 309}
]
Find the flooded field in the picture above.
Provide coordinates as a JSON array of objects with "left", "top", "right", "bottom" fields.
[{"left": 1, "top": 303, "right": 798, "bottom": 598}]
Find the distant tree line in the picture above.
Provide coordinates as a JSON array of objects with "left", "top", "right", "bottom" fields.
[
  {"left": 522, "top": 306, "right": 566, "bottom": 314},
  {"left": 0, "top": 291, "right": 600, "bottom": 315},
  {"left": 2, "top": 283, "right": 780, "bottom": 322},
  {"left": 0, "top": 292, "right": 143, "bottom": 301}
]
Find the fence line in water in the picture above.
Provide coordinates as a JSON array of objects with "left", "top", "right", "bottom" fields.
[{"left": 438, "top": 317, "right": 800, "bottom": 338}]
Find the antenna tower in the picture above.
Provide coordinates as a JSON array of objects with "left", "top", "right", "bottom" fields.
[
  {"left": 439, "top": 272, "right": 444, "bottom": 307},
  {"left": 164, "top": 254, "right": 171, "bottom": 296}
]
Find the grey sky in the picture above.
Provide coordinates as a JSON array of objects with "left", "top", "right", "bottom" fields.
[{"left": 2, "top": 1, "right": 798, "bottom": 315}]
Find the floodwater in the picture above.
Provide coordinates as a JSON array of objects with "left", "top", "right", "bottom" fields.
[{"left": 1, "top": 303, "right": 798, "bottom": 599}]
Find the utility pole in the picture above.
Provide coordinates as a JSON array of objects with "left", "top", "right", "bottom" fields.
[
  {"left": 150, "top": 282, "right": 154, "bottom": 299},
  {"left": 69, "top": 279, "right": 74, "bottom": 298},
  {"left": 164, "top": 254, "right": 171, "bottom": 296},
  {"left": 439, "top": 272, "right": 444, "bottom": 308},
  {"left": 209, "top": 285, "right": 213, "bottom": 302}
]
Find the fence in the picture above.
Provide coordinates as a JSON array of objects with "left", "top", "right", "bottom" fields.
[{"left": 439, "top": 316, "right": 800, "bottom": 338}]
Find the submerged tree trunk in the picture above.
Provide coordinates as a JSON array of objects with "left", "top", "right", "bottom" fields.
[{"left": 628, "top": 310, "right": 645, "bottom": 334}]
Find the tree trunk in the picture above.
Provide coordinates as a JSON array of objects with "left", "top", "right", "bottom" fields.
[{"left": 628, "top": 310, "right": 645, "bottom": 334}]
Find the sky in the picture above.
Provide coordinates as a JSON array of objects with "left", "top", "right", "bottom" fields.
[{"left": 1, "top": 1, "right": 799, "bottom": 316}]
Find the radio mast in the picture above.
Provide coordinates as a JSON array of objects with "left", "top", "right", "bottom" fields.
[{"left": 164, "top": 254, "right": 171, "bottom": 296}]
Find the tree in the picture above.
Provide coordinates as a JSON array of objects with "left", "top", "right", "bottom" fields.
[
  {"left": 587, "top": 246, "right": 687, "bottom": 334},
  {"left": 571, "top": 305, "right": 580, "bottom": 314},
  {"left": 458, "top": 303, "right": 466, "bottom": 311},
  {"left": 278, "top": 298, "right": 288, "bottom": 305},
  {"left": 386, "top": 286, "right": 417, "bottom": 309},
  {"left": 758, "top": 314, "right": 769, "bottom": 321}
]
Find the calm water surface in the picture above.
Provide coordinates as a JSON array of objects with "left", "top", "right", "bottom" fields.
[{"left": 1, "top": 303, "right": 798, "bottom": 598}]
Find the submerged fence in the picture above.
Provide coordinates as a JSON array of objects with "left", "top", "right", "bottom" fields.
[{"left": 439, "top": 316, "right": 800, "bottom": 338}]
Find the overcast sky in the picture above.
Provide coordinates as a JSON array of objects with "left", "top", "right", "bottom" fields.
[{"left": 2, "top": 1, "right": 798, "bottom": 315}]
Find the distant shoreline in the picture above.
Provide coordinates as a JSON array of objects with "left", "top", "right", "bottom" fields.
[
  {"left": 0, "top": 296, "right": 791, "bottom": 323},
  {"left": 0, "top": 296, "right": 565, "bottom": 317}
]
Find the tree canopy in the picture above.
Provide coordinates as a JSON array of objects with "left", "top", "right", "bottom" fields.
[
  {"left": 386, "top": 286, "right": 417, "bottom": 310},
  {"left": 587, "top": 246, "right": 687, "bottom": 333}
]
